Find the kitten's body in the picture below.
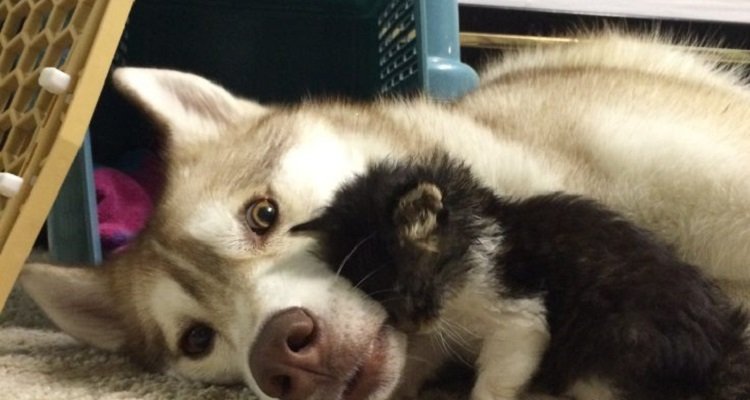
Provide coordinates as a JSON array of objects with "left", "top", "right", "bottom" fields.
[{"left": 295, "top": 155, "right": 750, "bottom": 400}]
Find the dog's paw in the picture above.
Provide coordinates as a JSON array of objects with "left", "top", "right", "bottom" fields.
[{"left": 393, "top": 183, "right": 444, "bottom": 248}]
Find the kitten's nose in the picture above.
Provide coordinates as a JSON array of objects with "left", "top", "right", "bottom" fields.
[
  {"left": 249, "top": 308, "right": 329, "bottom": 400},
  {"left": 386, "top": 298, "right": 437, "bottom": 334}
]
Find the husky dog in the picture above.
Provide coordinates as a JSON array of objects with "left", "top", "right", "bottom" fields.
[
  {"left": 19, "top": 34, "right": 750, "bottom": 400},
  {"left": 292, "top": 154, "right": 750, "bottom": 400}
]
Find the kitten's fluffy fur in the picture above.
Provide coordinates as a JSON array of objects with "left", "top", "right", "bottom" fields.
[{"left": 294, "top": 154, "right": 750, "bottom": 400}]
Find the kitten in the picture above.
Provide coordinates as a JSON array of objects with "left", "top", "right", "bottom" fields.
[{"left": 292, "top": 154, "right": 750, "bottom": 400}]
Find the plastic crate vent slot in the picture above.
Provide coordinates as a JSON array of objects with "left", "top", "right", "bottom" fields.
[{"left": 377, "top": 0, "right": 418, "bottom": 93}]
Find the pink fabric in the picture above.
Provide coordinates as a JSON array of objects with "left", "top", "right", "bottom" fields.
[
  {"left": 95, "top": 167, "right": 153, "bottom": 252},
  {"left": 122, "top": 150, "right": 164, "bottom": 202}
]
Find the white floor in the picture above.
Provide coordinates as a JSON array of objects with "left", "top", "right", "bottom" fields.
[{"left": 459, "top": 0, "right": 750, "bottom": 24}]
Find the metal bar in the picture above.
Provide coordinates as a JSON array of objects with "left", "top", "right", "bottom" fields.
[{"left": 460, "top": 32, "right": 750, "bottom": 65}]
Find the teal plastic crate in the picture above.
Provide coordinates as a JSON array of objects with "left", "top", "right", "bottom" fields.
[{"left": 48, "top": 0, "right": 479, "bottom": 264}]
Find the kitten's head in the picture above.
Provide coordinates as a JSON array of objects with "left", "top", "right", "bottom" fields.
[{"left": 293, "top": 155, "right": 493, "bottom": 333}]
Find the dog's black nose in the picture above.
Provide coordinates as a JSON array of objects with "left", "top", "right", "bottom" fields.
[{"left": 249, "top": 307, "right": 327, "bottom": 400}]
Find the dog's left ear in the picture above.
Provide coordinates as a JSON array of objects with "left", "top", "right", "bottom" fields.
[{"left": 19, "top": 263, "right": 125, "bottom": 352}]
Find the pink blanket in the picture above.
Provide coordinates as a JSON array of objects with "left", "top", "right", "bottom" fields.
[{"left": 95, "top": 151, "right": 162, "bottom": 253}]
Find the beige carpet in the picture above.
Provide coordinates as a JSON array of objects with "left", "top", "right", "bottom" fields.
[{"left": 0, "top": 285, "right": 255, "bottom": 400}]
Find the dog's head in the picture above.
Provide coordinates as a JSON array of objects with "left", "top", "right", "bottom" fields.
[{"left": 20, "top": 68, "right": 407, "bottom": 400}]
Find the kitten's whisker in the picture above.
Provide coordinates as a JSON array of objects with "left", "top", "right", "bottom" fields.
[
  {"left": 354, "top": 266, "right": 384, "bottom": 290},
  {"left": 445, "top": 342, "right": 473, "bottom": 368},
  {"left": 435, "top": 329, "right": 452, "bottom": 359},
  {"left": 440, "top": 318, "right": 477, "bottom": 345},
  {"left": 336, "top": 232, "right": 376, "bottom": 277},
  {"left": 436, "top": 319, "right": 466, "bottom": 351},
  {"left": 375, "top": 295, "right": 401, "bottom": 304},
  {"left": 405, "top": 354, "right": 431, "bottom": 364},
  {"left": 437, "top": 319, "right": 463, "bottom": 344},
  {"left": 448, "top": 320, "right": 477, "bottom": 339},
  {"left": 434, "top": 320, "right": 473, "bottom": 368},
  {"left": 431, "top": 329, "right": 445, "bottom": 353},
  {"left": 366, "top": 288, "right": 397, "bottom": 297},
  {"left": 441, "top": 324, "right": 472, "bottom": 356}
]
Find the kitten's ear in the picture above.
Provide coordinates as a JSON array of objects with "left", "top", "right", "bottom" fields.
[
  {"left": 112, "top": 67, "right": 266, "bottom": 147},
  {"left": 290, "top": 217, "right": 327, "bottom": 236},
  {"left": 19, "top": 263, "right": 125, "bottom": 351}
]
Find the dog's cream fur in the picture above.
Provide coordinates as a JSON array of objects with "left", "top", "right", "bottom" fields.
[{"left": 20, "top": 34, "right": 750, "bottom": 400}]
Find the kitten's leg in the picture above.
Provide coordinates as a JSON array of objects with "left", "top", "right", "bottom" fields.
[
  {"left": 521, "top": 395, "right": 570, "bottom": 400},
  {"left": 392, "top": 334, "right": 453, "bottom": 399},
  {"left": 472, "top": 302, "right": 550, "bottom": 400}
]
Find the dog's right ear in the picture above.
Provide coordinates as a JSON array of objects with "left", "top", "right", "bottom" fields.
[
  {"left": 19, "top": 263, "right": 125, "bottom": 352},
  {"left": 112, "top": 67, "right": 266, "bottom": 148}
]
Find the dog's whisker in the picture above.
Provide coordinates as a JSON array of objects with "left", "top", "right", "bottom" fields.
[{"left": 336, "top": 232, "right": 376, "bottom": 277}]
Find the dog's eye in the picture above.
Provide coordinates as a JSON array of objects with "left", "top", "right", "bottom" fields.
[
  {"left": 179, "top": 323, "right": 215, "bottom": 358},
  {"left": 246, "top": 198, "right": 278, "bottom": 234}
]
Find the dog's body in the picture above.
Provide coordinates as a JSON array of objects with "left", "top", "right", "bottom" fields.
[
  {"left": 295, "top": 154, "right": 750, "bottom": 400},
  {"left": 19, "top": 34, "right": 750, "bottom": 400}
]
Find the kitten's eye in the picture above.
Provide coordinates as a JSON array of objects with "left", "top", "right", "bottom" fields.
[
  {"left": 179, "top": 323, "right": 215, "bottom": 358},
  {"left": 246, "top": 198, "right": 278, "bottom": 234}
]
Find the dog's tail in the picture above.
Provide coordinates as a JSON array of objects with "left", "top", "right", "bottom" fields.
[{"left": 708, "top": 307, "right": 750, "bottom": 400}]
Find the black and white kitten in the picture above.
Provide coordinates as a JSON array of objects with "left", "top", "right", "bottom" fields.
[{"left": 292, "top": 154, "right": 750, "bottom": 400}]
